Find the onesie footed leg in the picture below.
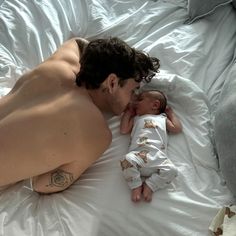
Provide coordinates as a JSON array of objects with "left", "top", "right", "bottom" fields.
[
  {"left": 142, "top": 183, "right": 153, "bottom": 202},
  {"left": 131, "top": 186, "right": 142, "bottom": 202}
]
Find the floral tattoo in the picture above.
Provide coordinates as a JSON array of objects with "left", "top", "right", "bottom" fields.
[{"left": 47, "top": 169, "right": 74, "bottom": 188}]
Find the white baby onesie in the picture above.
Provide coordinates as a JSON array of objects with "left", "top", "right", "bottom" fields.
[{"left": 121, "top": 114, "right": 178, "bottom": 192}]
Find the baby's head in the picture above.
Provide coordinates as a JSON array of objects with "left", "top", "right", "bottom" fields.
[{"left": 135, "top": 90, "right": 167, "bottom": 116}]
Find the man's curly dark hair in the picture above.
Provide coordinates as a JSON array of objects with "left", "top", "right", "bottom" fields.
[{"left": 76, "top": 37, "right": 160, "bottom": 89}]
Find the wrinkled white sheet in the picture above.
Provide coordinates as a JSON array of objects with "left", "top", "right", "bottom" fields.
[{"left": 0, "top": 0, "right": 236, "bottom": 235}]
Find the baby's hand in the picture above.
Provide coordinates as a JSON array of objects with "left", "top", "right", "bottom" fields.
[
  {"left": 124, "top": 103, "right": 136, "bottom": 116},
  {"left": 165, "top": 106, "right": 172, "bottom": 114}
]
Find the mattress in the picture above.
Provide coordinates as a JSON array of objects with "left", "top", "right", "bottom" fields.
[{"left": 0, "top": 0, "right": 236, "bottom": 235}]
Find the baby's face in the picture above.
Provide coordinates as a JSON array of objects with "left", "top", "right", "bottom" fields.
[{"left": 135, "top": 92, "right": 157, "bottom": 116}]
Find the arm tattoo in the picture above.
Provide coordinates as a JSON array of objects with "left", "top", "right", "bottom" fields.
[{"left": 47, "top": 169, "right": 74, "bottom": 188}]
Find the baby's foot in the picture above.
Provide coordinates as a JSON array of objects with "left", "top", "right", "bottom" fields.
[
  {"left": 142, "top": 183, "right": 153, "bottom": 202},
  {"left": 131, "top": 186, "right": 142, "bottom": 202}
]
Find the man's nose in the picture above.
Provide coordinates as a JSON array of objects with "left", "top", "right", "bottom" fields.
[{"left": 131, "top": 94, "right": 138, "bottom": 103}]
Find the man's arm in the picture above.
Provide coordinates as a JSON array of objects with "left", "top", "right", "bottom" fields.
[{"left": 165, "top": 107, "right": 182, "bottom": 134}]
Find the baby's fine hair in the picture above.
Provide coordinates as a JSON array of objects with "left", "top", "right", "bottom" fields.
[{"left": 144, "top": 90, "right": 167, "bottom": 113}]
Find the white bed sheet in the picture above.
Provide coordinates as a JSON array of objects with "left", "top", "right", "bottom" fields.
[{"left": 0, "top": 0, "right": 236, "bottom": 236}]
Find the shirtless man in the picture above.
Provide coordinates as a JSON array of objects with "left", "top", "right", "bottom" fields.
[{"left": 0, "top": 37, "right": 160, "bottom": 194}]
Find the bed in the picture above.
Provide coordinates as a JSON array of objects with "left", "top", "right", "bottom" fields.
[{"left": 0, "top": 0, "right": 236, "bottom": 235}]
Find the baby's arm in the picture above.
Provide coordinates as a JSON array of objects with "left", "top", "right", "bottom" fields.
[
  {"left": 120, "top": 104, "right": 136, "bottom": 134},
  {"left": 165, "top": 107, "right": 182, "bottom": 133}
]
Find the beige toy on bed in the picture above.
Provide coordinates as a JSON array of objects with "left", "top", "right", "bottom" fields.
[{"left": 209, "top": 205, "right": 236, "bottom": 236}]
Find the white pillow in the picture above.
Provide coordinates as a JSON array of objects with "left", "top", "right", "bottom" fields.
[
  {"left": 214, "top": 62, "right": 236, "bottom": 197},
  {"left": 185, "top": 0, "right": 232, "bottom": 24}
]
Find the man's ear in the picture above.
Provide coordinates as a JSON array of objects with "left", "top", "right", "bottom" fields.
[{"left": 106, "top": 73, "right": 119, "bottom": 93}]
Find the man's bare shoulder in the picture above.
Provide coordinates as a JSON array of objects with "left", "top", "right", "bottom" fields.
[
  {"left": 34, "top": 38, "right": 88, "bottom": 79},
  {"left": 48, "top": 37, "right": 88, "bottom": 65},
  {"left": 12, "top": 38, "right": 88, "bottom": 88}
]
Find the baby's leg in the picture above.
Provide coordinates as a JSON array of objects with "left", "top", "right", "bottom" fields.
[
  {"left": 142, "top": 183, "right": 153, "bottom": 202},
  {"left": 145, "top": 160, "right": 178, "bottom": 192},
  {"left": 131, "top": 185, "right": 142, "bottom": 202},
  {"left": 121, "top": 159, "right": 142, "bottom": 202}
]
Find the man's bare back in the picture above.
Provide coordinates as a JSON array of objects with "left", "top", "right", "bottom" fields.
[
  {"left": 0, "top": 37, "right": 159, "bottom": 193},
  {"left": 0, "top": 38, "right": 111, "bottom": 192}
]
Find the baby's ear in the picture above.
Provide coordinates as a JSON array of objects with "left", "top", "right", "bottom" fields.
[{"left": 153, "top": 100, "right": 160, "bottom": 109}]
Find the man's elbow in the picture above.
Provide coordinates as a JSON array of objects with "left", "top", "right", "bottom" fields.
[{"left": 32, "top": 177, "right": 68, "bottom": 195}]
